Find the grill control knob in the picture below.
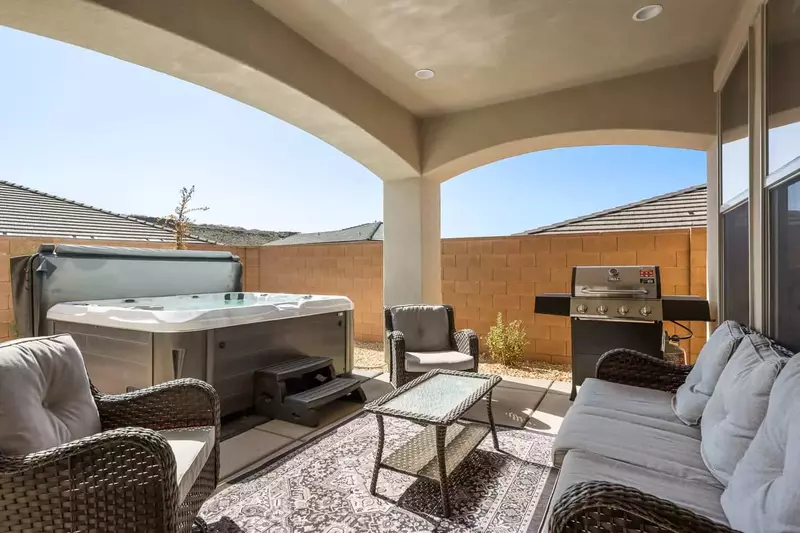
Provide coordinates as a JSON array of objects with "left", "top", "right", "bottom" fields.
[
  {"left": 577, "top": 304, "right": 588, "bottom": 313},
  {"left": 597, "top": 305, "right": 608, "bottom": 315},
  {"left": 618, "top": 305, "right": 629, "bottom": 316},
  {"left": 640, "top": 306, "right": 652, "bottom": 317}
]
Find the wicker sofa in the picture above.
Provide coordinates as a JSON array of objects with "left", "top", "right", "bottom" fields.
[
  {"left": 0, "top": 334, "right": 220, "bottom": 533},
  {"left": 544, "top": 322, "right": 799, "bottom": 533}
]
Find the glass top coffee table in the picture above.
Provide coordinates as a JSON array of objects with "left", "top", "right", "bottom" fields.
[{"left": 364, "top": 369, "right": 502, "bottom": 517}]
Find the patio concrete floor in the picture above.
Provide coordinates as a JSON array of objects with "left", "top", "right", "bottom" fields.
[{"left": 218, "top": 373, "right": 573, "bottom": 483}]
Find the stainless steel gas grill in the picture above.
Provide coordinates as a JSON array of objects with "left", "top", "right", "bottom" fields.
[
  {"left": 571, "top": 266, "right": 663, "bottom": 322},
  {"left": 535, "top": 265, "right": 711, "bottom": 400}
]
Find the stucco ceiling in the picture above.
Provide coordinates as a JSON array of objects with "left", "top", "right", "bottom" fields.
[{"left": 253, "top": 0, "right": 740, "bottom": 116}]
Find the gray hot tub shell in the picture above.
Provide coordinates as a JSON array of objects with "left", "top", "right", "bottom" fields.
[
  {"left": 49, "top": 295, "right": 354, "bottom": 416},
  {"left": 11, "top": 245, "right": 354, "bottom": 416}
]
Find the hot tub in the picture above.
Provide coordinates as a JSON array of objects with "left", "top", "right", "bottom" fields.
[{"left": 48, "top": 292, "right": 354, "bottom": 416}]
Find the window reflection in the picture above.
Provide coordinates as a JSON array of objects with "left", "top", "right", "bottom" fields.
[
  {"left": 770, "top": 178, "right": 800, "bottom": 351},
  {"left": 723, "top": 203, "right": 750, "bottom": 324}
]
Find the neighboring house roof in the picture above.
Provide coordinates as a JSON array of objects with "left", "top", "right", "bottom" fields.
[
  {"left": 131, "top": 215, "right": 296, "bottom": 246},
  {"left": 519, "top": 185, "right": 707, "bottom": 235},
  {"left": 0, "top": 180, "right": 212, "bottom": 243},
  {"left": 267, "top": 221, "right": 384, "bottom": 245},
  {"left": 266, "top": 185, "right": 708, "bottom": 245}
]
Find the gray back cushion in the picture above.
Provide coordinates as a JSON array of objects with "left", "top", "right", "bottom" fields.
[
  {"left": 700, "top": 334, "right": 789, "bottom": 485},
  {"left": 0, "top": 334, "right": 101, "bottom": 455},
  {"left": 722, "top": 353, "right": 800, "bottom": 533},
  {"left": 389, "top": 305, "right": 451, "bottom": 352},
  {"left": 672, "top": 321, "right": 746, "bottom": 426}
]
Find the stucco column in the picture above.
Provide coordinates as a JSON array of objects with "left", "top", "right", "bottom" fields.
[{"left": 383, "top": 178, "right": 442, "bottom": 307}]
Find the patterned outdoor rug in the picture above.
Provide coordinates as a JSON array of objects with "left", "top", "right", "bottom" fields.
[{"left": 200, "top": 413, "right": 558, "bottom": 533}]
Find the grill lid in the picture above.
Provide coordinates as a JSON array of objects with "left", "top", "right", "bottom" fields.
[
  {"left": 572, "top": 266, "right": 660, "bottom": 299},
  {"left": 570, "top": 266, "right": 662, "bottom": 321}
]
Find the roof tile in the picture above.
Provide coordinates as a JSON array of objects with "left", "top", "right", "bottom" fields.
[
  {"left": 519, "top": 185, "right": 706, "bottom": 235},
  {"left": 0, "top": 180, "right": 212, "bottom": 243},
  {"left": 267, "top": 221, "right": 384, "bottom": 245}
]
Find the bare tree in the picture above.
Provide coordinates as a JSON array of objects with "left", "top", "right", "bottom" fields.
[{"left": 166, "top": 186, "right": 209, "bottom": 250}]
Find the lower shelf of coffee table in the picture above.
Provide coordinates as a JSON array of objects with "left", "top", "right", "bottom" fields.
[{"left": 381, "top": 422, "right": 490, "bottom": 482}]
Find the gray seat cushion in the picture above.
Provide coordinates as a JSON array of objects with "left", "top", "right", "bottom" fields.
[
  {"left": 543, "top": 450, "right": 729, "bottom": 532},
  {"left": 0, "top": 334, "right": 101, "bottom": 455},
  {"left": 701, "top": 334, "right": 789, "bottom": 486},
  {"left": 159, "top": 426, "right": 215, "bottom": 504},
  {"left": 673, "top": 321, "right": 746, "bottom": 426},
  {"left": 552, "top": 404, "right": 717, "bottom": 485},
  {"left": 405, "top": 350, "right": 474, "bottom": 372},
  {"left": 575, "top": 378, "right": 684, "bottom": 424},
  {"left": 722, "top": 353, "right": 800, "bottom": 533},
  {"left": 390, "top": 305, "right": 451, "bottom": 352}
]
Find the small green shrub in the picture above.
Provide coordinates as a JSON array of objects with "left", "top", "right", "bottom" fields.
[{"left": 485, "top": 313, "right": 528, "bottom": 366}]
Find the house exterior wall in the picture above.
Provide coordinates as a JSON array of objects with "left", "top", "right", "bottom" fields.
[
  {"left": 256, "top": 228, "right": 709, "bottom": 364},
  {"left": 0, "top": 236, "right": 250, "bottom": 342}
]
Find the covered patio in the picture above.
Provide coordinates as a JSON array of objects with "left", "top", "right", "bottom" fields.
[
  {"left": 0, "top": 0, "right": 735, "bottom": 312},
  {"left": 1, "top": 0, "right": 798, "bottom": 532}
]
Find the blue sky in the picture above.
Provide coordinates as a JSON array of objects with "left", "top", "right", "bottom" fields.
[{"left": 0, "top": 25, "right": 706, "bottom": 238}]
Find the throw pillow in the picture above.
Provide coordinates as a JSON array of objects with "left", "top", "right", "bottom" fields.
[
  {"left": 672, "top": 321, "right": 746, "bottom": 426},
  {"left": 700, "top": 334, "right": 789, "bottom": 485},
  {"left": 389, "top": 305, "right": 451, "bottom": 352},
  {"left": 722, "top": 352, "right": 800, "bottom": 533},
  {"left": 0, "top": 334, "right": 101, "bottom": 455}
]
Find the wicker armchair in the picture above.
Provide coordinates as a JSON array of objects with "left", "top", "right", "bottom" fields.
[
  {"left": 0, "top": 378, "right": 220, "bottom": 533},
  {"left": 385, "top": 304, "right": 479, "bottom": 387}
]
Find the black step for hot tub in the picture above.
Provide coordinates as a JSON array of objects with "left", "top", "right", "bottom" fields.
[
  {"left": 285, "top": 377, "right": 363, "bottom": 410},
  {"left": 258, "top": 356, "right": 333, "bottom": 381},
  {"left": 253, "top": 355, "right": 366, "bottom": 427}
]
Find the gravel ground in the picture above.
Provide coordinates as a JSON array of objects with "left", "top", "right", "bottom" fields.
[
  {"left": 354, "top": 341, "right": 571, "bottom": 382},
  {"left": 353, "top": 341, "right": 386, "bottom": 369}
]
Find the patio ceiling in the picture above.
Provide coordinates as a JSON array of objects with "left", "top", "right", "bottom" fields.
[
  {"left": 255, "top": 0, "right": 742, "bottom": 116},
  {"left": 0, "top": 0, "right": 745, "bottom": 182}
]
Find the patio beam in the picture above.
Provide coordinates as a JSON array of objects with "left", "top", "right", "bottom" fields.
[
  {"left": 420, "top": 60, "right": 717, "bottom": 183},
  {"left": 0, "top": 0, "right": 421, "bottom": 182}
]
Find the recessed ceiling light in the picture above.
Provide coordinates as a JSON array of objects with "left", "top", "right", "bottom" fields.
[
  {"left": 414, "top": 68, "right": 435, "bottom": 80},
  {"left": 632, "top": 4, "right": 663, "bottom": 22}
]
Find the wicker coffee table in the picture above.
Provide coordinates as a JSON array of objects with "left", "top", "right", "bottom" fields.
[{"left": 364, "top": 369, "right": 502, "bottom": 517}]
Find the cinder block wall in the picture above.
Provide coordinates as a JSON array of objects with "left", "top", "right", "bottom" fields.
[
  {"left": 256, "top": 228, "right": 709, "bottom": 363},
  {"left": 257, "top": 242, "right": 384, "bottom": 341},
  {"left": 442, "top": 229, "right": 708, "bottom": 364},
  {"left": 0, "top": 237, "right": 248, "bottom": 342},
  {"left": 2, "top": 229, "right": 709, "bottom": 364}
]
